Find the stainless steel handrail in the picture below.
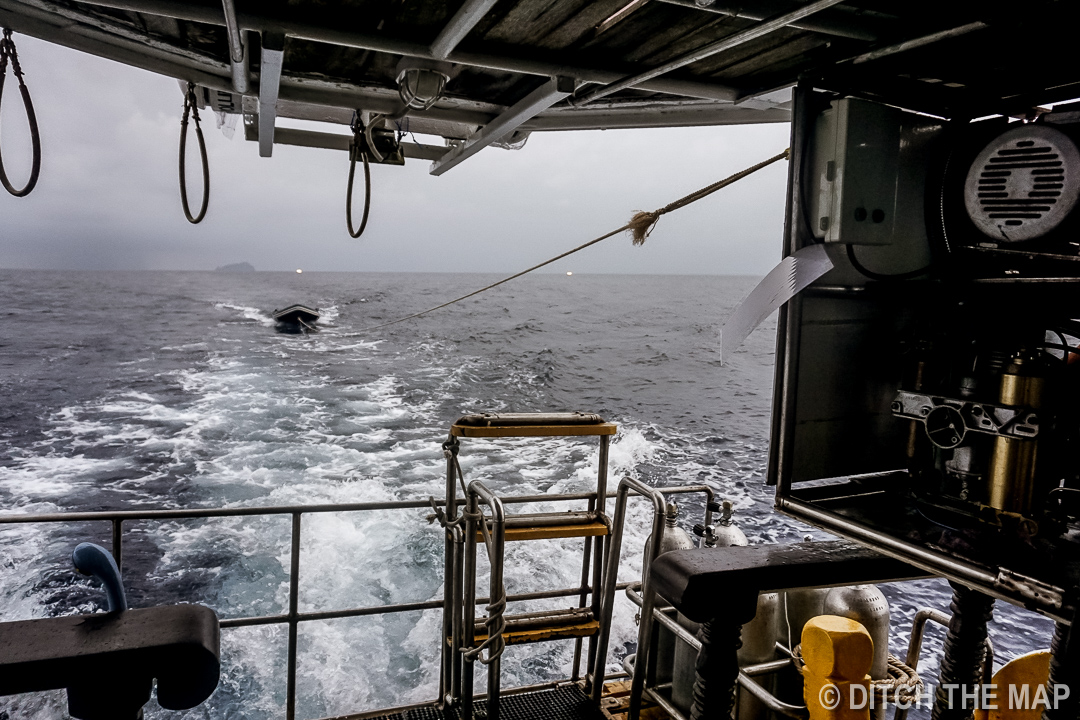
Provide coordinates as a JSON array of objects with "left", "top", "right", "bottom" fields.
[
  {"left": 590, "top": 478, "right": 717, "bottom": 711},
  {"left": 462, "top": 480, "right": 507, "bottom": 720},
  {"left": 0, "top": 491, "right": 609, "bottom": 720},
  {"left": 894, "top": 608, "right": 994, "bottom": 720}
]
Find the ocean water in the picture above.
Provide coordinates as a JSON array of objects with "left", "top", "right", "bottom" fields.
[{"left": 0, "top": 270, "right": 1053, "bottom": 719}]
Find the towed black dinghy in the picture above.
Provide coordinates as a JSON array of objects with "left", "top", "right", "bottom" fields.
[{"left": 272, "top": 304, "right": 320, "bottom": 332}]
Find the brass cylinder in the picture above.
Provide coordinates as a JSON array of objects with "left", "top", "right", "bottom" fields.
[
  {"left": 987, "top": 356, "right": 1044, "bottom": 514},
  {"left": 907, "top": 360, "right": 927, "bottom": 460}
]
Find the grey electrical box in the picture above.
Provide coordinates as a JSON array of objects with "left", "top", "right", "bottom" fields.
[{"left": 811, "top": 98, "right": 909, "bottom": 246}]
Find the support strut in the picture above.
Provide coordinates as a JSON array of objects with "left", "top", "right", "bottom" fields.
[
  {"left": 690, "top": 619, "right": 743, "bottom": 720},
  {"left": 1043, "top": 621, "right": 1080, "bottom": 720},
  {"left": 931, "top": 583, "right": 995, "bottom": 720}
]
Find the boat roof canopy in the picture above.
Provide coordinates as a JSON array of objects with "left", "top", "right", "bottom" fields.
[{"left": 3, "top": 0, "right": 1078, "bottom": 171}]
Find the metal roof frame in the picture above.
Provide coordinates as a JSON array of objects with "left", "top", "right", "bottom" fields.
[{"left": 0, "top": 0, "right": 1076, "bottom": 173}]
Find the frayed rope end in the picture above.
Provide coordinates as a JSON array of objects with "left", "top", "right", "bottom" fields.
[{"left": 627, "top": 211, "right": 658, "bottom": 246}]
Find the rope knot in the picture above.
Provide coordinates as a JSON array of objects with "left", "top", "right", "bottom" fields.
[
  {"left": 441, "top": 437, "right": 460, "bottom": 460},
  {"left": 1, "top": 29, "right": 22, "bottom": 81},
  {"left": 627, "top": 211, "right": 660, "bottom": 246},
  {"left": 623, "top": 148, "right": 789, "bottom": 246}
]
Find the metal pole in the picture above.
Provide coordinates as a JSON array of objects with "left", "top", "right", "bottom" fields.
[
  {"left": 469, "top": 482, "right": 506, "bottom": 720},
  {"left": 894, "top": 608, "right": 964, "bottom": 720},
  {"left": 654, "top": 0, "right": 880, "bottom": 41},
  {"left": 631, "top": 486, "right": 669, "bottom": 719},
  {"left": 591, "top": 476, "right": 666, "bottom": 704},
  {"left": 462, "top": 492, "right": 478, "bottom": 720},
  {"left": 587, "top": 434, "right": 611, "bottom": 682},
  {"left": 287, "top": 512, "right": 301, "bottom": 720},
  {"left": 451, "top": 525, "right": 464, "bottom": 703},
  {"left": 220, "top": 0, "right": 247, "bottom": 92},
  {"left": 573, "top": 497, "right": 595, "bottom": 682},
  {"left": 486, "top": 488, "right": 505, "bottom": 720},
  {"left": 220, "top": 0, "right": 243, "bottom": 62},
  {"left": 442, "top": 437, "right": 458, "bottom": 706},
  {"left": 111, "top": 518, "right": 123, "bottom": 572},
  {"left": 429, "top": 0, "right": 499, "bottom": 59},
  {"left": 849, "top": 21, "right": 986, "bottom": 65},
  {"left": 571, "top": 0, "right": 846, "bottom": 106}
]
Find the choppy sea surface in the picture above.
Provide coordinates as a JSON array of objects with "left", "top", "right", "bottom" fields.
[{"left": 0, "top": 270, "right": 1053, "bottom": 719}]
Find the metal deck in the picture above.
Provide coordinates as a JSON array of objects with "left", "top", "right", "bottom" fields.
[{"left": 368, "top": 686, "right": 606, "bottom": 720}]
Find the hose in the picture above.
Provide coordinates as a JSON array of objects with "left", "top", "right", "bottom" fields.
[
  {"left": 346, "top": 118, "right": 372, "bottom": 238},
  {"left": 0, "top": 28, "right": 41, "bottom": 197},
  {"left": 179, "top": 82, "right": 209, "bottom": 224}
]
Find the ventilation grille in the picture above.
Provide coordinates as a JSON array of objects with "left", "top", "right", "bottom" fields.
[{"left": 964, "top": 125, "right": 1080, "bottom": 242}]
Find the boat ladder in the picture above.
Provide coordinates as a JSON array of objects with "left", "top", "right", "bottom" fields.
[{"left": 437, "top": 413, "right": 616, "bottom": 720}]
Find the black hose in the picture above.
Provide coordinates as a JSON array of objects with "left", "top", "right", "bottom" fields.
[
  {"left": 179, "top": 83, "right": 209, "bottom": 224},
  {"left": 0, "top": 29, "right": 41, "bottom": 197},
  {"left": 931, "top": 583, "right": 995, "bottom": 720},
  {"left": 346, "top": 134, "right": 371, "bottom": 238}
]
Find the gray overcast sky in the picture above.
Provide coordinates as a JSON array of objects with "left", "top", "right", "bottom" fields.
[{"left": 0, "top": 34, "right": 791, "bottom": 275}]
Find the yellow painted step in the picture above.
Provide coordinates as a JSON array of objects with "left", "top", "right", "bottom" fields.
[
  {"left": 472, "top": 618, "right": 600, "bottom": 646},
  {"left": 477, "top": 521, "right": 609, "bottom": 542},
  {"left": 451, "top": 423, "right": 617, "bottom": 438}
]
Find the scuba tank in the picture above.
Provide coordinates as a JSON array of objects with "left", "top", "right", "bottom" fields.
[
  {"left": 777, "top": 588, "right": 829, "bottom": 651},
  {"left": 773, "top": 542, "right": 831, "bottom": 711},
  {"left": 643, "top": 502, "right": 695, "bottom": 688},
  {"left": 643, "top": 502, "right": 695, "bottom": 588},
  {"left": 823, "top": 584, "right": 891, "bottom": 720},
  {"left": 822, "top": 584, "right": 891, "bottom": 681},
  {"left": 671, "top": 501, "right": 753, "bottom": 717}
]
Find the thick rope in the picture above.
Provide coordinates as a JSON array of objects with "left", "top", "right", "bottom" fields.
[
  {"left": 627, "top": 148, "right": 789, "bottom": 244},
  {"left": 358, "top": 148, "right": 789, "bottom": 333},
  {"left": 179, "top": 82, "right": 209, "bottom": 223},
  {"left": 0, "top": 28, "right": 41, "bottom": 197},
  {"left": 875, "top": 655, "right": 925, "bottom": 704}
]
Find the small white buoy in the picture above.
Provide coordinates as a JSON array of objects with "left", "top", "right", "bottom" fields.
[
  {"left": 566, "top": 271, "right": 573, "bottom": 276},
  {"left": 296, "top": 269, "right": 303, "bottom": 274}
]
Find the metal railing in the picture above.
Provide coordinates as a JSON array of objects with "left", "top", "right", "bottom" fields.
[{"left": 0, "top": 490, "right": 619, "bottom": 720}]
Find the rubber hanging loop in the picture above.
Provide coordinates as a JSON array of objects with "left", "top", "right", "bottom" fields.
[
  {"left": 346, "top": 114, "right": 371, "bottom": 238},
  {"left": 0, "top": 28, "right": 41, "bottom": 197},
  {"left": 179, "top": 81, "right": 209, "bottom": 224}
]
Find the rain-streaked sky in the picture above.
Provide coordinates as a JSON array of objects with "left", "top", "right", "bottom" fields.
[{"left": 0, "top": 33, "right": 791, "bottom": 274}]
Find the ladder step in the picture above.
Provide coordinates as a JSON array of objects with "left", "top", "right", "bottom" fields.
[
  {"left": 478, "top": 521, "right": 609, "bottom": 542},
  {"left": 451, "top": 423, "right": 617, "bottom": 438},
  {"left": 455, "top": 608, "right": 600, "bottom": 647},
  {"left": 496, "top": 619, "right": 599, "bottom": 645},
  {"left": 474, "top": 621, "right": 600, "bottom": 647}
]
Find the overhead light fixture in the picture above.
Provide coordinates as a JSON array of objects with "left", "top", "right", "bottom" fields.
[{"left": 396, "top": 66, "right": 450, "bottom": 111}]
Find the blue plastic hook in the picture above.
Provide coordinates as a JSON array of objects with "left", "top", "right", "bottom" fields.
[{"left": 72, "top": 542, "right": 127, "bottom": 612}]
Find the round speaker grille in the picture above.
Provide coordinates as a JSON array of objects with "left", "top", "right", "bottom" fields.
[{"left": 963, "top": 124, "right": 1080, "bottom": 242}]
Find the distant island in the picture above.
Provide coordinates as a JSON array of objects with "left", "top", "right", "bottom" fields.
[{"left": 215, "top": 262, "right": 255, "bottom": 273}]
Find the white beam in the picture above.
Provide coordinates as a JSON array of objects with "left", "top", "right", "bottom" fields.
[
  {"left": 430, "top": 0, "right": 500, "bottom": 59},
  {"left": 573, "top": 0, "right": 847, "bottom": 106},
  {"left": 430, "top": 76, "right": 573, "bottom": 176},
  {"left": 272, "top": 126, "right": 446, "bottom": 161},
  {"left": 258, "top": 31, "right": 284, "bottom": 157}
]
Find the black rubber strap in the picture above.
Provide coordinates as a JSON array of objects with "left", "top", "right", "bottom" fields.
[
  {"left": 346, "top": 127, "right": 371, "bottom": 238},
  {"left": 179, "top": 83, "right": 209, "bottom": 224},
  {"left": 0, "top": 29, "right": 41, "bottom": 197}
]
